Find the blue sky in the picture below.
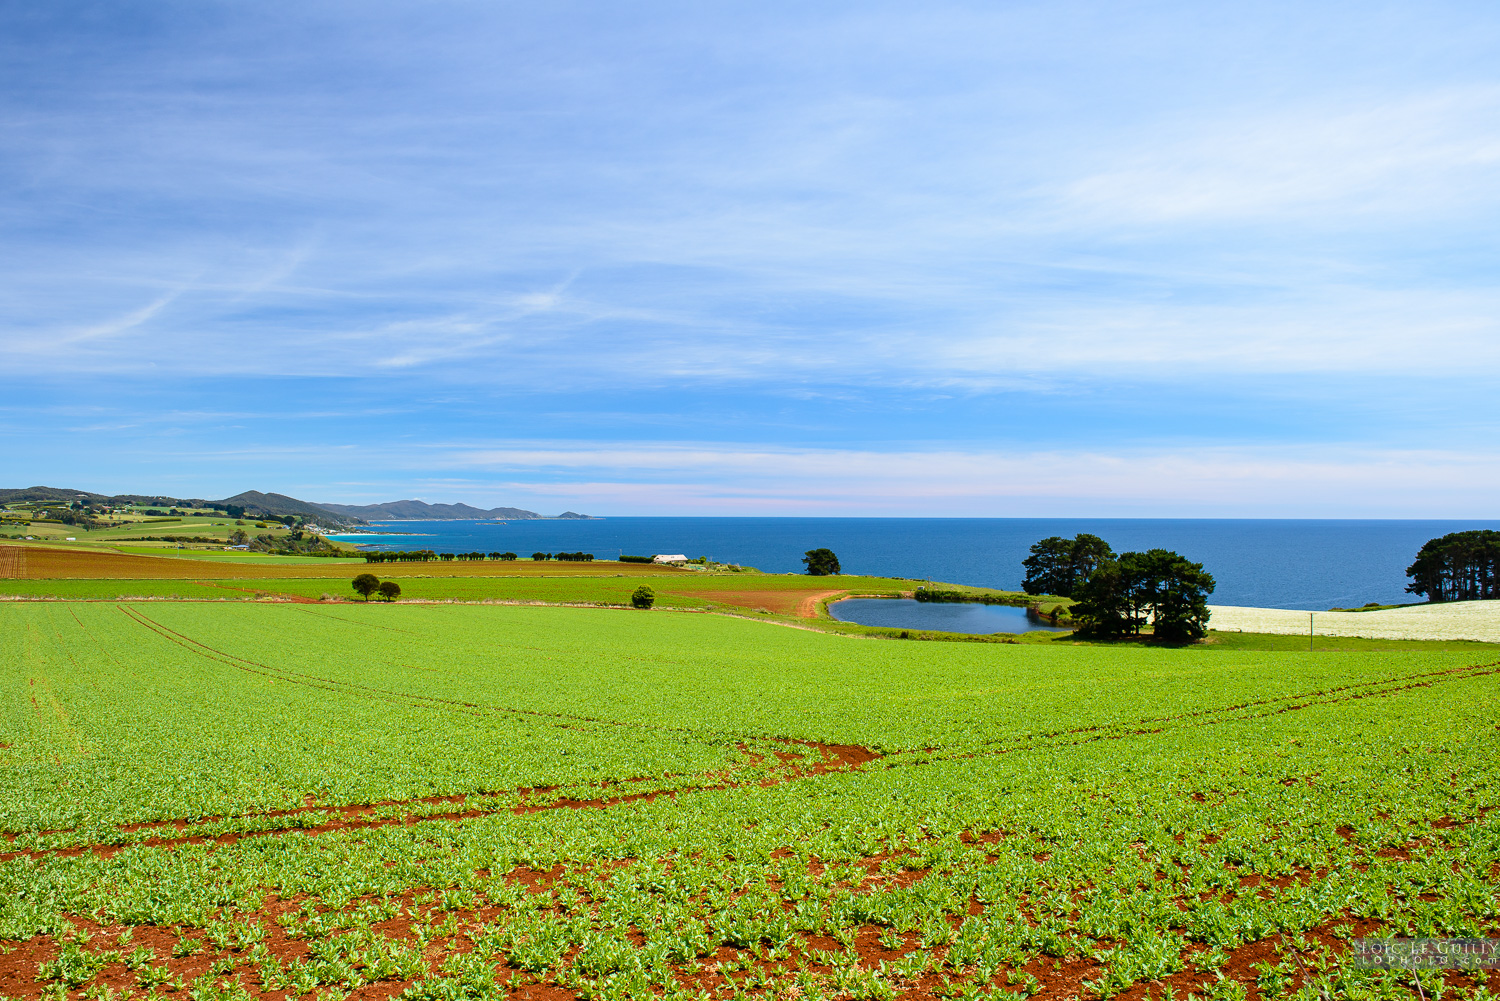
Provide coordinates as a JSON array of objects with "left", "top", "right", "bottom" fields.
[{"left": 2, "top": 1, "right": 1497, "bottom": 516}]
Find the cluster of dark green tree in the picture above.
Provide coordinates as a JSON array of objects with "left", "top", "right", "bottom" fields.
[
  {"left": 242, "top": 529, "right": 338, "bottom": 556},
  {"left": 1020, "top": 534, "right": 1115, "bottom": 597},
  {"left": 33, "top": 506, "right": 109, "bottom": 530},
  {"left": 1406, "top": 530, "right": 1500, "bottom": 602},
  {"left": 350, "top": 574, "right": 401, "bottom": 602},
  {"left": 618, "top": 554, "right": 655, "bottom": 564},
  {"left": 1022, "top": 534, "right": 1215, "bottom": 641},
  {"left": 362, "top": 550, "right": 439, "bottom": 563}
]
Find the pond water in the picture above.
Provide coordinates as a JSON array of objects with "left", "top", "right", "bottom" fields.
[{"left": 828, "top": 598, "right": 1069, "bottom": 635}]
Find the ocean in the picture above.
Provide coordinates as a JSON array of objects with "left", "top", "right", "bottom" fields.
[{"left": 328, "top": 517, "right": 1500, "bottom": 611}]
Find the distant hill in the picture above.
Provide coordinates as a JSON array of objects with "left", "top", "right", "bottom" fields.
[
  {"left": 0, "top": 486, "right": 112, "bottom": 505},
  {"left": 0, "top": 486, "right": 591, "bottom": 525},
  {"left": 317, "top": 499, "right": 566, "bottom": 521},
  {"left": 1, "top": 486, "right": 362, "bottom": 527},
  {"left": 213, "top": 491, "right": 365, "bottom": 527}
]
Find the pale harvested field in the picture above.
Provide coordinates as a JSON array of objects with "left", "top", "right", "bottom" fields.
[{"left": 1209, "top": 601, "right": 1500, "bottom": 643}]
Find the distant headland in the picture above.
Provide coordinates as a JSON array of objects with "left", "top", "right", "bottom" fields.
[{"left": 316, "top": 499, "right": 597, "bottom": 522}]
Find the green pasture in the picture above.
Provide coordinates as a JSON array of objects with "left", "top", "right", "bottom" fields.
[
  {"left": 6, "top": 516, "right": 245, "bottom": 541},
  {"left": 0, "top": 580, "right": 240, "bottom": 600},
  {"left": 2, "top": 601, "right": 1497, "bottom": 1001},
  {"left": 1, "top": 515, "right": 367, "bottom": 554}
]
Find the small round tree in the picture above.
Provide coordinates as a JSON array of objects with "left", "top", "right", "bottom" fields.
[
  {"left": 351, "top": 573, "right": 380, "bottom": 601},
  {"left": 631, "top": 585, "right": 656, "bottom": 609},
  {"left": 377, "top": 580, "right": 401, "bottom": 602}
]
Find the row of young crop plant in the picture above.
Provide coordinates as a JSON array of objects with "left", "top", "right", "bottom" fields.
[
  {"left": 5, "top": 601, "right": 1492, "bottom": 829},
  {"left": 11, "top": 803, "right": 1493, "bottom": 1001},
  {"left": 5, "top": 602, "right": 1498, "bottom": 1001},
  {"left": 4, "top": 744, "right": 819, "bottom": 858},
  {"left": 6, "top": 666, "right": 1497, "bottom": 1001}
]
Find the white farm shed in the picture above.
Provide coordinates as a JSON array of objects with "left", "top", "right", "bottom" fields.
[{"left": 653, "top": 554, "right": 687, "bottom": 564}]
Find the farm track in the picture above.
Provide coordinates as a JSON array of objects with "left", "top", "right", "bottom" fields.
[
  {"left": 904, "top": 658, "right": 1500, "bottom": 768},
  {"left": 13, "top": 613, "right": 1496, "bottom": 862},
  {"left": 5, "top": 611, "right": 1497, "bottom": 1001},
  {"left": 192, "top": 580, "right": 321, "bottom": 603},
  {"left": 9, "top": 653, "right": 1492, "bottom": 863},
  {"left": 116, "top": 605, "right": 739, "bottom": 740},
  {"left": 1, "top": 741, "right": 878, "bottom": 861}
]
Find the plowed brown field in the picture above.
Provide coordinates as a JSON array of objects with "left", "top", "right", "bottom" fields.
[
  {"left": 698, "top": 589, "right": 846, "bottom": 617},
  {"left": 0, "top": 544, "right": 689, "bottom": 581}
]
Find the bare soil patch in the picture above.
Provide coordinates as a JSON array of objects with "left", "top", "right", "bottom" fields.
[{"left": 696, "top": 589, "right": 845, "bottom": 617}]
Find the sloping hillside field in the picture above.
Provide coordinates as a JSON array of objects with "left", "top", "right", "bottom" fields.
[
  {"left": 2, "top": 602, "right": 1498, "bottom": 1001},
  {"left": 0, "top": 545, "right": 691, "bottom": 580},
  {"left": 0, "top": 544, "right": 910, "bottom": 618}
]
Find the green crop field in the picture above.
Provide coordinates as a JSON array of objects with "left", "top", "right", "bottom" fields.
[{"left": 2, "top": 601, "right": 1497, "bottom": 1001}]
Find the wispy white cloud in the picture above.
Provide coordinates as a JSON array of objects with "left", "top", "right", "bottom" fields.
[
  {"left": 53, "top": 288, "right": 185, "bottom": 346},
  {"left": 431, "top": 440, "right": 1500, "bottom": 518},
  {"left": 1061, "top": 87, "right": 1500, "bottom": 224},
  {"left": 3, "top": 2, "right": 1499, "bottom": 513}
]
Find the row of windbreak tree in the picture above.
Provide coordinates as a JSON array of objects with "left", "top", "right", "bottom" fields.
[
  {"left": 1406, "top": 530, "right": 1500, "bottom": 602},
  {"left": 1022, "top": 534, "right": 1216, "bottom": 641},
  {"left": 360, "top": 550, "right": 597, "bottom": 563}
]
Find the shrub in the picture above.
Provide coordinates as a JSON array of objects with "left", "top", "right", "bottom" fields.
[{"left": 631, "top": 586, "right": 655, "bottom": 609}]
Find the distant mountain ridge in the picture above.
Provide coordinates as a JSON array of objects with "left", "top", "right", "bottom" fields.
[
  {"left": 2, "top": 487, "right": 592, "bottom": 524},
  {"left": 318, "top": 499, "right": 596, "bottom": 521},
  {"left": 216, "top": 491, "right": 366, "bottom": 527}
]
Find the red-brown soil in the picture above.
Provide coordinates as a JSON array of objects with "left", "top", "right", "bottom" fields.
[
  {"left": 5, "top": 884, "right": 1490, "bottom": 1001},
  {"left": 697, "top": 589, "right": 845, "bottom": 617},
  {"left": 3, "top": 740, "right": 880, "bottom": 863}
]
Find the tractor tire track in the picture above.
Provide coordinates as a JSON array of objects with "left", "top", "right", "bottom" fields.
[
  {"left": 898, "top": 660, "right": 1500, "bottom": 769},
  {"left": 118, "top": 605, "right": 785, "bottom": 747},
  {"left": 2, "top": 741, "right": 877, "bottom": 861}
]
